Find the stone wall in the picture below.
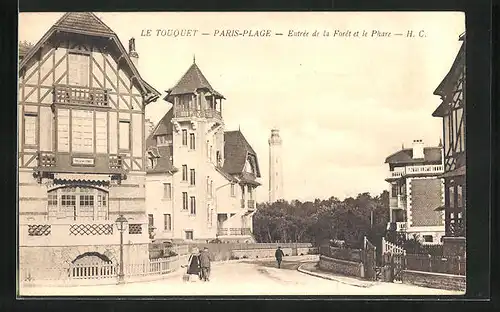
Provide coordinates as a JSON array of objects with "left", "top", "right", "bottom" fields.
[
  {"left": 401, "top": 270, "right": 466, "bottom": 292},
  {"left": 19, "top": 243, "right": 149, "bottom": 281},
  {"left": 318, "top": 255, "right": 364, "bottom": 278}
]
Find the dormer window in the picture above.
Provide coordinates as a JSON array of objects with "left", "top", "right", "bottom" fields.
[
  {"left": 244, "top": 156, "right": 255, "bottom": 175},
  {"left": 157, "top": 135, "right": 167, "bottom": 146}
]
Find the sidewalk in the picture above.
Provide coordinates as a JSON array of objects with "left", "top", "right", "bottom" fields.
[{"left": 297, "top": 262, "right": 379, "bottom": 288}]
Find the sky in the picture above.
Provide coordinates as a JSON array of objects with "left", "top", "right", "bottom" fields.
[{"left": 19, "top": 12, "right": 465, "bottom": 202}]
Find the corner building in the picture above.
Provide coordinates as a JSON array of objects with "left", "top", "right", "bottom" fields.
[
  {"left": 18, "top": 13, "right": 160, "bottom": 276},
  {"left": 146, "top": 60, "right": 261, "bottom": 243}
]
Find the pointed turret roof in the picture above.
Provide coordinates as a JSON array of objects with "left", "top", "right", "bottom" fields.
[{"left": 165, "top": 60, "right": 225, "bottom": 100}]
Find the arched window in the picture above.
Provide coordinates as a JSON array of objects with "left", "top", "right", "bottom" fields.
[{"left": 47, "top": 186, "right": 109, "bottom": 221}]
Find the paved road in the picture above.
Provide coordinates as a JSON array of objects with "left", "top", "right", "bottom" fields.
[{"left": 19, "top": 257, "right": 462, "bottom": 296}]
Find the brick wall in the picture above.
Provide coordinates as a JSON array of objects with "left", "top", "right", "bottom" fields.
[
  {"left": 401, "top": 270, "right": 466, "bottom": 292},
  {"left": 318, "top": 255, "right": 364, "bottom": 278},
  {"left": 410, "top": 178, "right": 443, "bottom": 226}
]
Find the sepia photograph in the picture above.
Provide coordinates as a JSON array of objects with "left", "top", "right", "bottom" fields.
[{"left": 17, "top": 11, "right": 466, "bottom": 297}]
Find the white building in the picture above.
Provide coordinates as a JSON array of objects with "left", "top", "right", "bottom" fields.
[
  {"left": 145, "top": 60, "right": 261, "bottom": 243},
  {"left": 384, "top": 139, "right": 446, "bottom": 244},
  {"left": 268, "top": 129, "right": 284, "bottom": 202}
]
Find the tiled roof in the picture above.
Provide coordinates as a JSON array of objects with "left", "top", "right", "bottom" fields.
[
  {"left": 223, "top": 130, "right": 260, "bottom": 178},
  {"left": 146, "top": 145, "right": 176, "bottom": 174},
  {"left": 54, "top": 12, "right": 115, "bottom": 35},
  {"left": 385, "top": 147, "right": 442, "bottom": 165},
  {"left": 145, "top": 110, "right": 175, "bottom": 173},
  {"left": 166, "top": 62, "right": 225, "bottom": 99}
]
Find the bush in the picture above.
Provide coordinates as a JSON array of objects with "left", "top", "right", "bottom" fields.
[
  {"left": 300, "top": 253, "right": 304, "bottom": 256},
  {"left": 229, "top": 255, "right": 240, "bottom": 260},
  {"left": 242, "top": 255, "right": 248, "bottom": 259},
  {"left": 209, "top": 238, "right": 223, "bottom": 244},
  {"left": 285, "top": 254, "right": 289, "bottom": 256}
]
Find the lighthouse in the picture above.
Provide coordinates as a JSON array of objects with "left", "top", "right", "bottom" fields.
[{"left": 268, "top": 129, "right": 284, "bottom": 202}]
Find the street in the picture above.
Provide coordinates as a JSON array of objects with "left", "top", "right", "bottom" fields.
[{"left": 19, "top": 257, "right": 462, "bottom": 296}]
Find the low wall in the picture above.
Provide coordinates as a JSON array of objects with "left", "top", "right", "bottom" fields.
[
  {"left": 318, "top": 255, "right": 364, "bottom": 278},
  {"left": 401, "top": 270, "right": 466, "bottom": 292}
]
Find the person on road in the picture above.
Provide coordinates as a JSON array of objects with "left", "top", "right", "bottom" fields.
[
  {"left": 199, "top": 247, "right": 211, "bottom": 281},
  {"left": 275, "top": 246, "right": 284, "bottom": 269},
  {"left": 186, "top": 248, "right": 201, "bottom": 281}
]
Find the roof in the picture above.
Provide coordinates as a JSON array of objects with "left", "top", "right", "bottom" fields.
[
  {"left": 146, "top": 145, "right": 176, "bottom": 174},
  {"left": 145, "top": 110, "right": 176, "bottom": 173},
  {"left": 165, "top": 62, "right": 225, "bottom": 100},
  {"left": 433, "top": 41, "right": 465, "bottom": 99},
  {"left": 147, "top": 109, "right": 174, "bottom": 142},
  {"left": 18, "top": 12, "right": 160, "bottom": 104},
  {"left": 385, "top": 147, "right": 442, "bottom": 165},
  {"left": 54, "top": 12, "right": 114, "bottom": 35},
  {"left": 223, "top": 130, "right": 260, "bottom": 177}
]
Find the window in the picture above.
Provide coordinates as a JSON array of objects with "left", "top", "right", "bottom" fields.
[
  {"left": 248, "top": 186, "right": 253, "bottom": 200},
  {"left": 57, "top": 109, "right": 70, "bottom": 152},
  {"left": 241, "top": 185, "right": 245, "bottom": 200},
  {"left": 391, "top": 184, "right": 398, "bottom": 197},
  {"left": 157, "top": 135, "right": 167, "bottom": 146},
  {"left": 185, "top": 230, "right": 193, "bottom": 240},
  {"left": 72, "top": 110, "right": 94, "bottom": 153},
  {"left": 163, "top": 183, "right": 172, "bottom": 199},
  {"left": 119, "top": 120, "right": 130, "bottom": 151},
  {"left": 164, "top": 214, "right": 172, "bottom": 231},
  {"left": 190, "top": 197, "right": 196, "bottom": 215},
  {"left": 48, "top": 186, "right": 108, "bottom": 221},
  {"left": 95, "top": 112, "right": 107, "bottom": 154},
  {"left": 68, "top": 52, "right": 89, "bottom": 87},
  {"left": 209, "top": 145, "right": 212, "bottom": 160},
  {"left": 230, "top": 184, "right": 236, "bottom": 197},
  {"left": 182, "top": 192, "right": 188, "bottom": 210},
  {"left": 216, "top": 151, "right": 221, "bottom": 166},
  {"left": 423, "top": 235, "right": 433, "bottom": 243},
  {"left": 190, "top": 169, "right": 196, "bottom": 186},
  {"left": 189, "top": 133, "right": 195, "bottom": 150},
  {"left": 148, "top": 214, "right": 154, "bottom": 227},
  {"left": 182, "top": 130, "right": 187, "bottom": 146},
  {"left": 182, "top": 165, "right": 188, "bottom": 181},
  {"left": 23, "top": 113, "right": 37, "bottom": 146}
]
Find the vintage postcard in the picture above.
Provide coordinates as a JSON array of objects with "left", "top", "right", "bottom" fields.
[{"left": 17, "top": 11, "right": 466, "bottom": 297}]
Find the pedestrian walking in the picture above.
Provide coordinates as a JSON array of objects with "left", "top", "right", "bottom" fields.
[
  {"left": 275, "top": 246, "right": 284, "bottom": 269},
  {"left": 183, "top": 248, "right": 201, "bottom": 282},
  {"left": 199, "top": 247, "right": 211, "bottom": 281}
]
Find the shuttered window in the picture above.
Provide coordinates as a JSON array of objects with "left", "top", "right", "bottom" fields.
[
  {"left": 95, "top": 112, "right": 107, "bottom": 153},
  {"left": 57, "top": 109, "right": 70, "bottom": 152},
  {"left": 68, "top": 53, "right": 90, "bottom": 87},
  {"left": 119, "top": 120, "right": 130, "bottom": 150},
  {"left": 23, "top": 113, "right": 37, "bottom": 146},
  {"left": 72, "top": 110, "right": 94, "bottom": 153}
]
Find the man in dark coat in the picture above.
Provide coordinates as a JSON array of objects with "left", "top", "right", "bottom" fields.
[
  {"left": 186, "top": 249, "right": 201, "bottom": 280},
  {"left": 199, "top": 247, "right": 211, "bottom": 281},
  {"left": 275, "top": 246, "right": 285, "bottom": 268}
]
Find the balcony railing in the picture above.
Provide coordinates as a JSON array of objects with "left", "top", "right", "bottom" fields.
[
  {"left": 388, "top": 164, "right": 444, "bottom": 179},
  {"left": 217, "top": 227, "right": 252, "bottom": 236},
  {"left": 37, "top": 151, "right": 56, "bottom": 167},
  {"left": 387, "top": 222, "right": 407, "bottom": 232},
  {"left": 174, "top": 108, "right": 222, "bottom": 121},
  {"left": 247, "top": 200, "right": 255, "bottom": 209},
  {"left": 109, "top": 155, "right": 123, "bottom": 170},
  {"left": 53, "top": 85, "right": 109, "bottom": 107}
]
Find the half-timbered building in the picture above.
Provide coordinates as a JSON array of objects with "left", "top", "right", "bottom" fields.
[
  {"left": 385, "top": 140, "right": 445, "bottom": 244},
  {"left": 145, "top": 60, "right": 261, "bottom": 242},
  {"left": 18, "top": 12, "right": 160, "bottom": 276},
  {"left": 432, "top": 32, "right": 466, "bottom": 257}
]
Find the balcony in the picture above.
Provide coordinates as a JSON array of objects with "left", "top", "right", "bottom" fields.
[
  {"left": 387, "top": 222, "right": 407, "bottom": 232},
  {"left": 387, "top": 164, "right": 444, "bottom": 180},
  {"left": 173, "top": 108, "right": 222, "bottom": 122},
  {"left": 53, "top": 85, "right": 109, "bottom": 107},
  {"left": 217, "top": 227, "right": 252, "bottom": 236},
  {"left": 36, "top": 152, "right": 124, "bottom": 171},
  {"left": 37, "top": 151, "right": 56, "bottom": 168}
]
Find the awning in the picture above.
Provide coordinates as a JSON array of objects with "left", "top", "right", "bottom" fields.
[
  {"left": 438, "top": 166, "right": 465, "bottom": 179},
  {"left": 53, "top": 173, "right": 112, "bottom": 186}
]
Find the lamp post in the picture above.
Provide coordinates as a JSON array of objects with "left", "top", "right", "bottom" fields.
[{"left": 115, "top": 214, "right": 128, "bottom": 284}]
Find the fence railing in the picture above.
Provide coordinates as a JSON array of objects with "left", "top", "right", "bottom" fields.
[
  {"left": 405, "top": 254, "right": 466, "bottom": 276},
  {"left": 382, "top": 237, "right": 405, "bottom": 256}
]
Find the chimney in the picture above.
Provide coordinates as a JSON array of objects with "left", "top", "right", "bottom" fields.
[
  {"left": 412, "top": 139, "right": 425, "bottom": 159},
  {"left": 128, "top": 38, "right": 139, "bottom": 67}
]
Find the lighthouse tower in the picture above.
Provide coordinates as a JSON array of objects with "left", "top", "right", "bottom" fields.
[{"left": 268, "top": 129, "right": 284, "bottom": 202}]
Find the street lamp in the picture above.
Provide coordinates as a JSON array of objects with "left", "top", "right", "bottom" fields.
[{"left": 115, "top": 214, "right": 128, "bottom": 284}]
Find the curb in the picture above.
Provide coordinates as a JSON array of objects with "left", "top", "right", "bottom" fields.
[{"left": 297, "top": 264, "right": 376, "bottom": 288}]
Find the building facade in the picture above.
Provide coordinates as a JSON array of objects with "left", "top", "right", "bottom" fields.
[
  {"left": 18, "top": 13, "right": 160, "bottom": 275},
  {"left": 145, "top": 60, "right": 261, "bottom": 243},
  {"left": 432, "top": 33, "right": 466, "bottom": 257},
  {"left": 268, "top": 129, "right": 284, "bottom": 203},
  {"left": 385, "top": 140, "right": 445, "bottom": 244}
]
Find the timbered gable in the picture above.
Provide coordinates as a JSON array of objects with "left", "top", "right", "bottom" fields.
[{"left": 18, "top": 12, "right": 160, "bottom": 176}]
